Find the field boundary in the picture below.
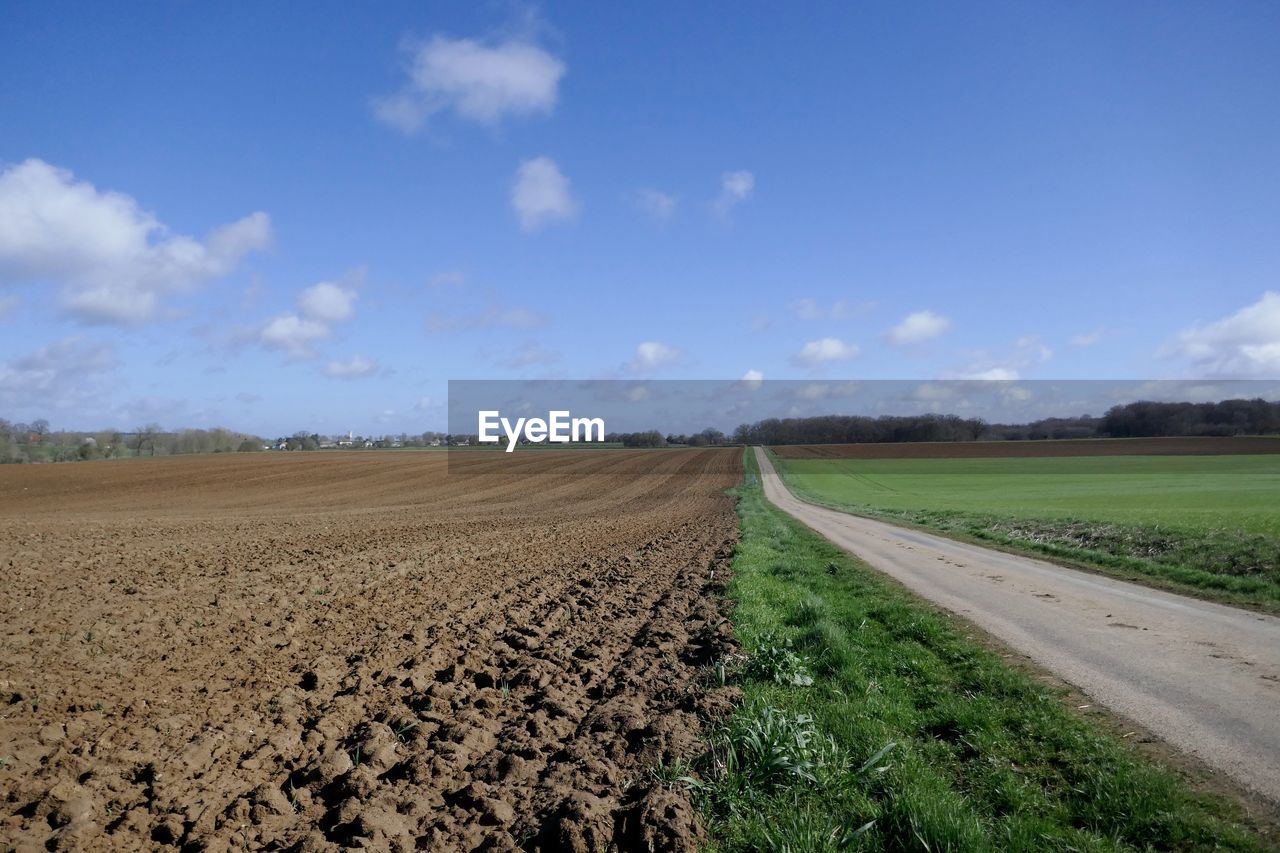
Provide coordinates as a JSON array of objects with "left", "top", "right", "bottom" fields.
[
  {"left": 770, "top": 436, "right": 1280, "bottom": 459},
  {"left": 766, "top": 448, "right": 1280, "bottom": 614}
]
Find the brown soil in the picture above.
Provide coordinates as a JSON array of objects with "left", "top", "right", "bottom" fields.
[
  {"left": 0, "top": 449, "right": 742, "bottom": 852},
  {"left": 770, "top": 435, "right": 1280, "bottom": 459}
]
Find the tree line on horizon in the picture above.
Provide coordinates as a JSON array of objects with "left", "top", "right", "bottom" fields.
[
  {"left": 726, "top": 398, "right": 1280, "bottom": 446},
  {"left": 3, "top": 398, "right": 1278, "bottom": 462},
  {"left": 0, "top": 420, "right": 268, "bottom": 464}
]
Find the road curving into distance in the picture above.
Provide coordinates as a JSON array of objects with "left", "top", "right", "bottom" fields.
[{"left": 754, "top": 447, "right": 1280, "bottom": 804}]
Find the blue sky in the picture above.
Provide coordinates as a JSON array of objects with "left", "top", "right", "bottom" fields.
[{"left": 2, "top": 1, "right": 1279, "bottom": 436}]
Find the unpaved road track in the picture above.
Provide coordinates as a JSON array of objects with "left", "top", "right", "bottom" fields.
[
  {"left": 755, "top": 447, "right": 1280, "bottom": 804},
  {"left": 1, "top": 450, "right": 741, "bottom": 851}
]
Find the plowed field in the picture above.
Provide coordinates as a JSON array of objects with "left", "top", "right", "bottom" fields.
[{"left": 0, "top": 449, "right": 742, "bottom": 851}]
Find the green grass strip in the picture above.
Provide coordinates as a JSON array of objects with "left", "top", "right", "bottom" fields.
[{"left": 693, "top": 448, "right": 1267, "bottom": 852}]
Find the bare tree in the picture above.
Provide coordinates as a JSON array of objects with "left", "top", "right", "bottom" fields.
[{"left": 134, "top": 423, "right": 163, "bottom": 457}]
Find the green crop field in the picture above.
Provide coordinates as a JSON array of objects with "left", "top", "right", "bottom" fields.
[{"left": 772, "top": 452, "right": 1280, "bottom": 610}]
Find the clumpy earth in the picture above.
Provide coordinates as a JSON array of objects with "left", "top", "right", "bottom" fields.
[{"left": 0, "top": 449, "right": 742, "bottom": 851}]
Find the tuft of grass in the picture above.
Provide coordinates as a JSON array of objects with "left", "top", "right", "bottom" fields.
[
  {"left": 759, "top": 808, "right": 878, "bottom": 853},
  {"left": 696, "top": 448, "right": 1268, "bottom": 852},
  {"left": 741, "top": 633, "right": 814, "bottom": 687},
  {"left": 649, "top": 757, "right": 696, "bottom": 788},
  {"left": 707, "top": 703, "right": 833, "bottom": 789}
]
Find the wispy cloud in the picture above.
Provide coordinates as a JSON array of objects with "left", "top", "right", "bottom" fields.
[
  {"left": 713, "top": 170, "right": 754, "bottom": 217},
  {"left": 0, "top": 337, "right": 118, "bottom": 414},
  {"left": 501, "top": 340, "right": 560, "bottom": 369},
  {"left": 324, "top": 354, "right": 379, "bottom": 380},
  {"left": 0, "top": 159, "right": 270, "bottom": 325},
  {"left": 511, "top": 157, "right": 578, "bottom": 231},
  {"left": 951, "top": 335, "right": 1052, "bottom": 380},
  {"left": 372, "top": 28, "right": 565, "bottom": 133},
  {"left": 427, "top": 270, "right": 466, "bottom": 289},
  {"left": 425, "top": 291, "right": 547, "bottom": 333},
  {"left": 634, "top": 189, "right": 677, "bottom": 220},
  {"left": 960, "top": 368, "right": 1019, "bottom": 381},
  {"left": 1070, "top": 330, "right": 1102, "bottom": 348},
  {"left": 788, "top": 297, "right": 871, "bottom": 322}
]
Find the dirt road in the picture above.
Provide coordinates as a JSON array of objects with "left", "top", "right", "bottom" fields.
[{"left": 754, "top": 447, "right": 1280, "bottom": 804}]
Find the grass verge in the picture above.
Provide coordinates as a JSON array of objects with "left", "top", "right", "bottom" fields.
[
  {"left": 771, "top": 451, "right": 1280, "bottom": 614},
  {"left": 691, "top": 448, "right": 1269, "bottom": 851}
]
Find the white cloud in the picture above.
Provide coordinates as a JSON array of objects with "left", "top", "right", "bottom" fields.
[
  {"left": 427, "top": 270, "right": 466, "bottom": 289},
  {"left": 426, "top": 291, "right": 547, "bottom": 333},
  {"left": 0, "top": 337, "right": 117, "bottom": 413},
  {"left": 501, "top": 340, "right": 560, "bottom": 368},
  {"left": 961, "top": 368, "right": 1020, "bottom": 381},
  {"left": 1172, "top": 292, "right": 1280, "bottom": 376},
  {"left": 788, "top": 297, "right": 860, "bottom": 321},
  {"left": 324, "top": 354, "right": 379, "bottom": 380},
  {"left": 373, "top": 32, "right": 565, "bottom": 133},
  {"left": 1070, "top": 330, "right": 1102, "bottom": 348},
  {"left": 792, "top": 337, "right": 861, "bottom": 367},
  {"left": 260, "top": 314, "right": 331, "bottom": 356},
  {"left": 259, "top": 276, "right": 360, "bottom": 357},
  {"left": 634, "top": 189, "right": 677, "bottom": 220},
  {"left": 951, "top": 336, "right": 1051, "bottom": 381},
  {"left": 511, "top": 157, "right": 578, "bottom": 231},
  {"left": 790, "top": 381, "right": 861, "bottom": 401},
  {"left": 0, "top": 159, "right": 271, "bottom": 324},
  {"left": 789, "top": 298, "right": 823, "bottom": 321},
  {"left": 741, "top": 369, "right": 764, "bottom": 388},
  {"left": 1014, "top": 335, "right": 1053, "bottom": 363},
  {"left": 714, "top": 170, "right": 754, "bottom": 216},
  {"left": 886, "top": 310, "right": 952, "bottom": 346},
  {"left": 625, "top": 341, "right": 681, "bottom": 373},
  {"left": 298, "top": 281, "right": 357, "bottom": 323}
]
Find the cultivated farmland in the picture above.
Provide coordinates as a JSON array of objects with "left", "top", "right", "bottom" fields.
[
  {"left": 772, "top": 446, "right": 1280, "bottom": 609},
  {"left": 0, "top": 450, "right": 741, "bottom": 851},
  {"left": 770, "top": 435, "right": 1280, "bottom": 459}
]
